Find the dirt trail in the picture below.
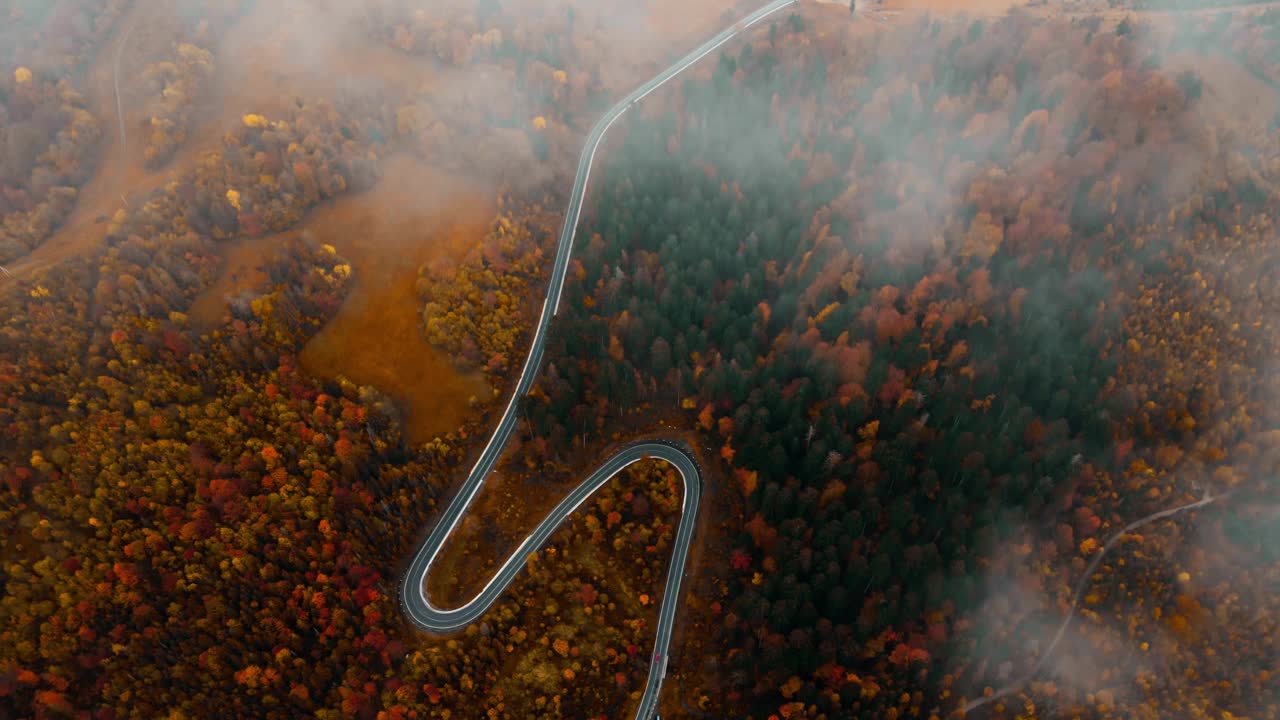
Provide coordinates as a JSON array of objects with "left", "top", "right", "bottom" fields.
[
  {"left": 9, "top": 0, "right": 437, "bottom": 282},
  {"left": 6, "top": 1, "right": 195, "bottom": 280},
  {"left": 10, "top": 0, "right": 490, "bottom": 443}
]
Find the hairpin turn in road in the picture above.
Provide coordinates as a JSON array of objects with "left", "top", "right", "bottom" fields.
[{"left": 400, "top": 2, "right": 798, "bottom": 718}]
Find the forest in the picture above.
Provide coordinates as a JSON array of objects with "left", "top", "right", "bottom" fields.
[
  {"left": 429, "top": 6, "right": 1280, "bottom": 718},
  {"left": 2, "top": 1, "right": 1279, "bottom": 719},
  {"left": 0, "top": 0, "right": 113, "bottom": 264}
]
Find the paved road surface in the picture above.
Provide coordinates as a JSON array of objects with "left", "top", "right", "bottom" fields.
[{"left": 400, "top": 2, "right": 798, "bottom": 717}]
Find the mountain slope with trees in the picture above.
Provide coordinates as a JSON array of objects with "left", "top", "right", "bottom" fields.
[
  {"left": 424, "top": 8, "right": 1279, "bottom": 718},
  {"left": 1, "top": 2, "right": 1278, "bottom": 719}
]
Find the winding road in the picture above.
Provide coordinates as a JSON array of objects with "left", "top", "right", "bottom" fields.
[{"left": 399, "top": 1, "right": 798, "bottom": 718}]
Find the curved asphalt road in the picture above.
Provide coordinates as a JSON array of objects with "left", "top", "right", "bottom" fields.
[{"left": 400, "top": 2, "right": 798, "bottom": 717}]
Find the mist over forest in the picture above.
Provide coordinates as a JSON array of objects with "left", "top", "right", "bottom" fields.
[{"left": 1, "top": 1, "right": 1277, "bottom": 719}]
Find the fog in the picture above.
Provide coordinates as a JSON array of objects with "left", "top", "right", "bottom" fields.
[
  {"left": 808, "top": 3, "right": 1280, "bottom": 715},
  {"left": 0, "top": 0, "right": 751, "bottom": 241},
  {"left": 2, "top": 0, "right": 1277, "bottom": 715},
  {"left": 181, "top": 3, "right": 1280, "bottom": 713},
  {"left": 184, "top": 0, "right": 746, "bottom": 193}
]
